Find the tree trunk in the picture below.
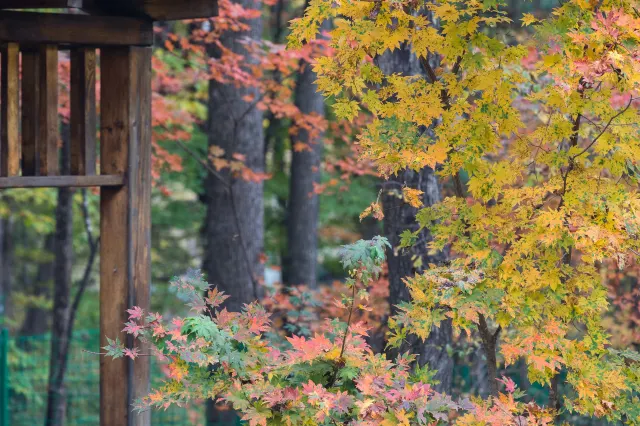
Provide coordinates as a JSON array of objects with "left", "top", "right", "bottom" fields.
[
  {"left": 478, "top": 314, "right": 500, "bottom": 397},
  {"left": 285, "top": 55, "right": 325, "bottom": 287},
  {"left": 0, "top": 216, "right": 13, "bottom": 322},
  {"left": 19, "top": 234, "right": 54, "bottom": 338},
  {"left": 203, "top": 0, "right": 264, "bottom": 423},
  {"left": 46, "top": 126, "right": 73, "bottom": 426},
  {"left": 377, "top": 42, "right": 454, "bottom": 394},
  {"left": 382, "top": 168, "right": 453, "bottom": 393},
  {"left": 470, "top": 342, "right": 490, "bottom": 398}
]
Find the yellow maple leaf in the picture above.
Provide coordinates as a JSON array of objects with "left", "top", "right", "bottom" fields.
[
  {"left": 403, "top": 187, "right": 424, "bottom": 208},
  {"left": 521, "top": 13, "right": 538, "bottom": 27}
]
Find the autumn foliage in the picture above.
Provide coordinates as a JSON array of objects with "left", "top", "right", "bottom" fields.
[
  {"left": 289, "top": 0, "right": 640, "bottom": 422},
  {"left": 107, "top": 0, "right": 640, "bottom": 424}
]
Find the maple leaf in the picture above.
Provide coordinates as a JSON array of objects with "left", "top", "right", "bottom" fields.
[
  {"left": 103, "top": 337, "right": 124, "bottom": 359},
  {"left": 402, "top": 187, "right": 424, "bottom": 208},
  {"left": 127, "top": 306, "right": 144, "bottom": 320},
  {"left": 332, "top": 391, "right": 353, "bottom": 414},
  {"left": 210, "top": 145, "right": 225, "bottom": 157},
  {"left": 205, "top": 287, "right": 230, "bottom": 308},
  {"left": 293, "top": 142, "right": 311, "bottom": 152},
  {"left": 521, "top": 13, "right": 539, "bottom": 26},
  {"left": 360, "top": 202, "right": 384, "bottom": 221},
  {"left": 123, "top": 321, "right": 145, "bottom": 337},
  {"left": 124, "top": 347, "right": 141, "bottom": 360},
  {"left": 497, "top": 376, "right": 517, "bottom": 393}
]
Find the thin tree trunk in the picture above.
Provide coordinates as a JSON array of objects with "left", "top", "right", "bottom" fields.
[
  {"left": 285, "top": 50, "right": 325, "bottom": 288},
  {"left": 203, "top": 0, "right": 264, "bottom": 423},
  {"left": 46, "top": 126, "right": 73, "bottom": 426},
  {"left": 0, "top": 216, "right": 13, "bottom": 322},
  {"left": 470, "top": 342, "right": 490, "bottom": 398},
  {"left": 376, "top": 37, "right": 454, "bottom": 393},
  {"left": 19, "top": 234, "right": 54, "bottom": 338},
  {"left": 478, "top": 314, "right": 500, "bottom": 397}
]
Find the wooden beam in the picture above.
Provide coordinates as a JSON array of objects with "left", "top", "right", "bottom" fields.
[
  {"left": 21, "top": 50, "right": 39, "bottom": 176},
  {"left": 0, "top": 11, "right": 153, "bottom": 47},
  {"left": 70, "top": 48, "right": 96, "bottom": 175},
  {"left": 100, "top": 46, "right": 151, "bottom": 426},
  {"left": 95, "top": 0, "right": 217, "bottom": 21},
  {"left": 1, "top": 43, "right": 19, "bottom": 177},
  {"left": 0, "top": 0, "right": 84, "bottom": 8},
  {"left": 0, "top": 174, "right": 123, "bottom": 188},
  {"left": 38, "top": 45, "right": 58, "bottom": 176}
]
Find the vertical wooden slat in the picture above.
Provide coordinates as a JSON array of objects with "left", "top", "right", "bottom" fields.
[
  {"left": 100, "top": 46, "right": 151, "bottom": 426},
  {"left": 70, "top": 48, "right": 96, "bottom": 175},
  {"left": 21, "top": 49, "right": 39, "bottom": 176},
  {"left": 1, "top": 43, "right": 20, "bottom": 176},
  {"left": 38, "top": 45, "right": 58, "bottom": 176}
]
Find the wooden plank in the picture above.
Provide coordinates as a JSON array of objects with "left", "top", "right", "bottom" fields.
[
  {"left": 21, "top": 50, "right": 39, "bottom": 176},
  {"left": 0, "top": 12, "right": 153, "bottom": 47},
  {"left": 130, "top": 46, "right": 152, "bottom": 426},
  {"left": 70, "top": 48, "right": 96, "bottom": 175},
  {"left": 1, "top": 43, "right": 19, "bottom": 177},
  {"left": 0, "top": 0, "right": 83, "bottom": 8},
  {"left": 38, "top": 45, "right": 58, "bottom": 176},
  {"left": 100, "top": 46, "right": 151, "bottom": 426},
  {"left": 0, "top": 174, "right": 123, "bottom": 188},
  {"left": 95, "top": 0, "right": 217, "bottom": 21}
]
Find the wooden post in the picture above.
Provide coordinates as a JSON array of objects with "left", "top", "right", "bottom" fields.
[
  {"left": 70, "top": 48, "right": 97, "bottom": 176},
  {"left": 1, "top": 43, "right": 20, "bottom": 177},
  {"left": 99, "top": 46, "right": 151, "bottom": 426},
  {"left": 21, "top": 49, "right": 40, "bottom": 176},
  {"left": 38, "top": 45, "right": 59, "bottom": 176}
]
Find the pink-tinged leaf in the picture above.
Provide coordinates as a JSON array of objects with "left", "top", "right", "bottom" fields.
[
  {"left": 332, "top": 391, "right": 353, "bottom": 414},
  {"left": 123, "top": 321, "right": 145, "bottom": 337},
  {"left": 497, "top": 375, "right": 517, "bottom": 393},
  {"left": 205, "top": 287, "right": 230, "bottom": 308},
  {"left": 127, "top": 306, "right": 144, "bottom": 320},
  {"left": 124, "top": 347, "right": 140, "bottom": 360}
]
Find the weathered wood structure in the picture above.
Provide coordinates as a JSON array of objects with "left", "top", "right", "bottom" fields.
[{"left": 0, "top": 2, "right": 216, "bottom": 424}]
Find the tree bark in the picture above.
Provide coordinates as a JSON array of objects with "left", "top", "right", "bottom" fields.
[
  {"left": 285, "top": 53, "right": 325, "bottom": 288},
  {"left": 46, "top": 126, "right": 73, "bottom": 426},
  {"left": 0, "top": 216, "right": 13, "bottom": 322},
  {"left": 470, "top": 342, "right": 490, "bottom": 398},
  {"left": 19, "top": 234, "right": 54, "bottom": 338},
  {"left": 377, "top": 41, "right": 454, "bottom": 394},
  {"left": 203, "top": 0, "right": 264, "bottom": 423},
  {"left": 478, "top": 314, "right": 500, "bottom": 397}
]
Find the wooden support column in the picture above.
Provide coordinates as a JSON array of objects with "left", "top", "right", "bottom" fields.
[
  {"left": 70, "top": 48, "right": 96, "bottom": 175},
  {"left": 100, "top": 46, "right": 151, "bottom": 426},
  {"left": 1, "top": 43, "right": 20, "bottom": 176},
  {"left": 21, "top": 49, "right": 39, "bottom": 176},
  {"left": 38, "top": 45, "right": 58, "bottom": 176}
]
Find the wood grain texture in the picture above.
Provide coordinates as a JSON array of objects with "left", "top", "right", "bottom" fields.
[
  {"left": 21, "top": 50, "right": 39, "bottom": 176},
  {"left": 1, "top": 43, "right": 19, "bottom": 176},
  {"left": 100, "top": 46, "right": 151, "bottom": 426},
  {"left": 0, "top": 0, "right": 83, "bottom": 8},
  {"left": 94, "top": 0, "right": 217, "bottom": 21},
  {"left": 38, "top": 45, "right": 58, "bottom": 176},
  {"left": 0, "top": 0, "right": 217, "bottom": 21},
  {"left": 130, "top": 46, "right": 151, "bottom": 426},
  {"left": 0, "top": 11, "right": 153, "bottom": 46},
  {"left": 0, "top": 174, "right": 123, "bottom": 188},
  {"left": 70, "top": 49, "right": 96, "bottom": 175}
]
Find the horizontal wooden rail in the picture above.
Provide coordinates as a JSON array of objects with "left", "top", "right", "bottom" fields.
[
  {"left": 0, "top": 174, "right": 124, "bottom": 188},
  {"left": 0, "top": 0, "right": 84, "bottom": 8},
  {"left": 0, "top": 11, "right": 153, "bottom": 46}
]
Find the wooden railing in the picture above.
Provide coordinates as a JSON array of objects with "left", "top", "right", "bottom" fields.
[{"left": 0, "top": 10, "right": 154, "bottom": 189}]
